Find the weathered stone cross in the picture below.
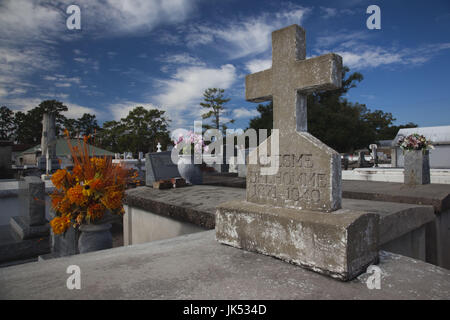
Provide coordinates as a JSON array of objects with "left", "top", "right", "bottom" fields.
[
  {"left": 246, "top": 24, "right": 342, "bottom": 136},
  {"left": 244, "top": 24, "right": 343, "bottom": 212}
]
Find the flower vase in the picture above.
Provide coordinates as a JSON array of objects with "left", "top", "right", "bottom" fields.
[
  {"left": 78, "top": 222, "right": 113, "bottom": 253},
  {"left": 177, "top": 154, "right": 203, "bottom": 185},
  {"left": 404, "top": 150, "right": 430, "bottom": 185}
]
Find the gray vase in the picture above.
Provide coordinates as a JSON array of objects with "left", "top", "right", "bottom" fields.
[
  {"left": 177, "top": 155, "right": 203, "bottom": 185},
  {"left": 404, "top": 150, "right": 430, "bottom": 185},
  {"left": 78, "top": 223, "right": 113, "bottom": 253}
]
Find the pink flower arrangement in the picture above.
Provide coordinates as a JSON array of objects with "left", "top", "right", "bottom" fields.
[
  {"left": 398, "top": 133, "right": 434, "bottom": 153},
  {"left": 174, "top": 131, "right": 208, "bottom": 155}
]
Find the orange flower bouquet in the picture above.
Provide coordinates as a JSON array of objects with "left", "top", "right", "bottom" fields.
[{"left": 49, "top": 133, "right": 129, "bottom": 235}]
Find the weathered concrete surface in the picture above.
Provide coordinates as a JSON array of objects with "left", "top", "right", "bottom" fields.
[
  {"left": 342, "top": 180, "right": 450, "bottom": 213},
  {"left": 404, "top": 150, "right": 431, "bottom": 185},
  {"left": 245, "top": 24, "right": 342, "bottom": 212},
  {"left": 125, "top": 186, "right": 245, "bottom": 229},
  {"left": 0, "top": 231, "right": 449, "bottom": 299},
  {"left": 123, "top": 204, "right": 205, "bottom": 246},
  {"left": 246, "top": 132, "right": 342, "bottom": 212},
  {"left": 0, "top": 225, "right": 50, "bottom": 264},
  {"left": 125, "top": 186, "right": 434, "bottom": 250},
  {"left": 216, "top": 201, "right": 379, "bottom": 281}
]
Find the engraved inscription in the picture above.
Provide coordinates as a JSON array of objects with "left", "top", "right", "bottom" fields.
[{"left": 247, "top": 153, "right": 329, "bottom": 208}]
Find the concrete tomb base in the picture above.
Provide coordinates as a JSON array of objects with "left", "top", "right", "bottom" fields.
[{"left": 216, "top": 201, "right": 379, "bottom": 281}]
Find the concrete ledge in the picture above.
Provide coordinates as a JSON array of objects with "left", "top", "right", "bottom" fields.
[
  {"left": 342, "top": 180, "right": 450, "bottom": 214},
  {"left": 216, "top": 201, "right": 379, "bottom": 281},
  {"left": 1, "top": 231, "right": 449, "bottom": 299},
  {"left": 0, "top": 225, "right": 50, "bottom": 264},
  {"left": 10, "top": 216, "right": 49, "bottom": 240},
  {"left": 124, "top": 186, "right": 245, "bottom": 229}
]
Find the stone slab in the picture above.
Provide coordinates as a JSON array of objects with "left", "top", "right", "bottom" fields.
[
  {"left": 246, "top": 131, "right": 342, "bottom": 212},
  {"left": 404, "top": 151, "right": 430, "bottom": 185},
  {"left": 18, "top": 176, "right": 46, "bottom": 226},
  {"left": 145, "top": 151, "right": 180, "bottom": 186},
  {"left": 125, "top": 186, "right": 244, "bottom": 229},
  {"left": 216, "top": 201, "right": 379, "bottom": 281},
  {"left": 125, "top": 186, "right": 434, "bottom": 248},
  {"left": 0, "top": 231, "right": 449, "bottom": 299},
  {"left": 200, "top": 176, "right": 450, "bottom": 214},
  {"left": 342, "top": 180, "right": 450, "bottom": 213},
  {"left": 10, "top": 216, "right": 49, "bottom": 240},
  {"left": 0, "top": 225, "right": 50, "bottom": 264}
]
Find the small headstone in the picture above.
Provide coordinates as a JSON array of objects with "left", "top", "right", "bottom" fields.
[
  {"left": 10, "top": 176, "right": 49, "bottom": 240},
  {"left": 358, "top": 151, "right": 369, "bottom": 168},
  {"left": 138, "top": 152, "right": 144, "bottom": 160},
  {"left": 157, "top": 143, "right": 162, "bottom": 153},
  {"left": 404, "top": 150, "right": 431, "bottom": 185},
  {"left": 145, "top": 151, "right": 181, "bottom": 186}
]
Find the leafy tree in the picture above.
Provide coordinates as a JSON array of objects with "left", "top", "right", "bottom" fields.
[
  {"left": 13, "top": 100, "right": 68, "bottom": 144},
  {"left": 97, "top": 106, "right": 171, "bottom": 154},
  {"left": 62, "top": 118, "right": 78, "bottom": 138},
  {"left": 76, "top": 113, "right": 100, "bottom": 137},
  {"left": 200, "top": 88, "right": 234, "bottom": 133},
  {"left": 0, "top": 106, "right": 15, "bottom": 140}
]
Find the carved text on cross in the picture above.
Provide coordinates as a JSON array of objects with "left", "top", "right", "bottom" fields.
[{"left": 245, "top": 24, "right": 342, "bottom": 136}]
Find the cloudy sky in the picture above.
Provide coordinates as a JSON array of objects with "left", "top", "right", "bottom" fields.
[{"left": 0, "top": 0, "right": 449, "bottom": 131}]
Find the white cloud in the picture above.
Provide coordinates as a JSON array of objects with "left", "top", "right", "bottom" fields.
[
  {"left": 154, "top": 64, "right": 237, "bottom": 111},
  {"left": 245, "top": 58, "right": 272, "bottom": 73},
  {"left": 70, "top": 0, "right": 197, "bottom": 36},
  {"left": 0, "top": 87, "right": 8, "bottom": 98},
  {"left": 315, "top": 30, "right": 450, "bottom": 69},
  {"left": 233, "top": 107, "right": 259, "bottom": 119},
  {"left": 159, "top": 53, "right": 205, "bottom": 66},
  {"left": 186, "top": 5, "right": 311, "bottom": 59}
]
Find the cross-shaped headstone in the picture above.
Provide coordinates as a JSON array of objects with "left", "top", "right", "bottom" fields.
[
  {"left": 245, "top": 25, "right": 343, "bottom": 212},
  {"left": 246, "top": 24, "right": 342, "bottom": 136}
]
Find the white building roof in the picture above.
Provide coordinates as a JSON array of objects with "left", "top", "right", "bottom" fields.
[{"left": 394, "top": 126, "right": 450, "bottom": 145}]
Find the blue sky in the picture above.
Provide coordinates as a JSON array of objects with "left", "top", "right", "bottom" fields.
[{"left": 1, "top": 0, "right": 449, "bottom": 132}]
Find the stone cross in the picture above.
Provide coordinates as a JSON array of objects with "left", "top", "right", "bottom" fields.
[
  {"left": 157, "top": 142, "right": 162, "bottom": 153},
  {"left": 245, "top": 25, "right": 343, "bottom": 212},
  {"left": 246, "top": 24, "right": 342, "bottom": 136},
  {"left": 217, "top": 25, "right": 378, "bottom": 282}
]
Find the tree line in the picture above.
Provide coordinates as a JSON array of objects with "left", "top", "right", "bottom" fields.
[{"left": 0, "top": 100, "right": 171, "bottom": 155}]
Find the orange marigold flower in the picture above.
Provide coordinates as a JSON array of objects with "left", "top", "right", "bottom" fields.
[
  {"left": 101, "top": 190, "right": 123, "bottom": 210},
  {"left": 91, "top": 157, "right": 106, "bottom": 171},
  {"left": 50, "top": 215, "right": 71, "bottom": 235},
  {"left": 87, "top": 203, "right": 106, "bottom": 220},
  {"left": 51, "top": 169, "right": 67, "bottom": 189},
  {"left": 67, "top": 185, "right": 85, "bottom": 205}
]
